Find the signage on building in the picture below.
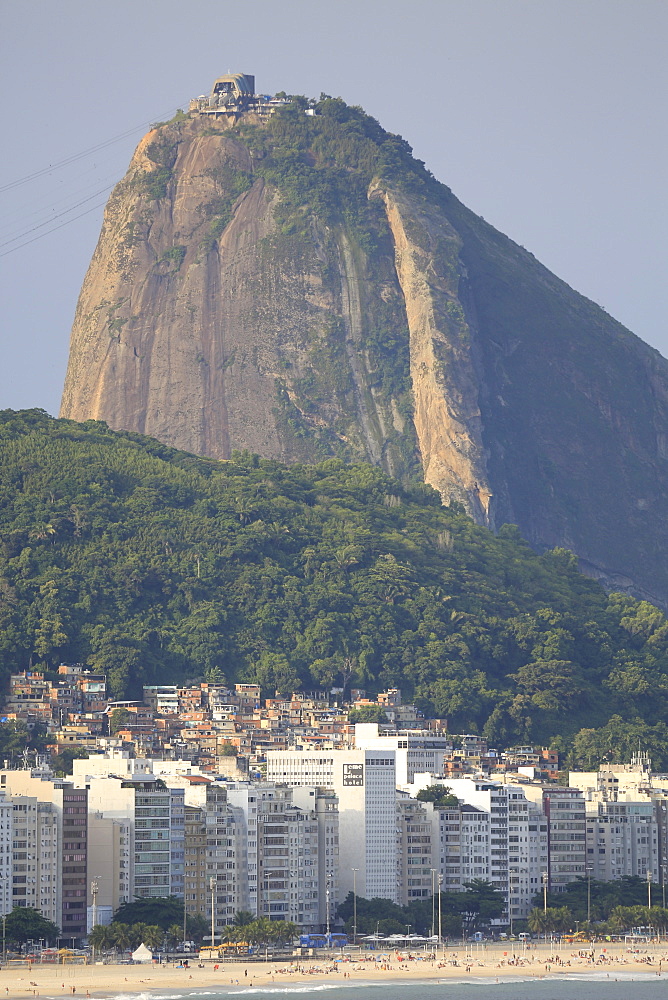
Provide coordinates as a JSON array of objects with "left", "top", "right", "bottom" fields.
[{"left": 342, "top": 763, "right": 364, "bottom": 786}]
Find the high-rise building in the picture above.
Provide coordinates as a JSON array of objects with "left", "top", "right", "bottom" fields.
[
  {"left": 266, "top": 750, "right": 398, "bottom": 903},
  {"left": 78, "top": 773, "right": 184, "bottom": 905},
  {"left": 354, "top": 724, "right": 451, "bottom": 784},
  {"left": 0, "top": 792, "right": 12, "bottom": 918},
  {"left": 227, "top": 782, "right": 325, "bottom": 931},
  {"left": 569, "top": 763, "right": 662, "bottom": 882},
  {"left": 396, "top": 797, "right": 434, "bottom": 905},
  {"left": 524, "top": 785, "right": 586, "bottom": 892},
  {"left": 0, "top": 771, "right": 88, "bottom": 940}
]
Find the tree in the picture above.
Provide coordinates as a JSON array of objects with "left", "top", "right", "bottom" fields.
[
  {"left": 416, "top": 785, "right": 459, "bottom": 809},
  {"left": 110, "top": 922, "right": 132, "bottom": 954},
  {"left": 166, "top": 923, "right": 184, "bottom": 949},
  {"left": 142, "top": 924, "right": 165, "bottom": 951},
  {"left": 186, "top": 913, "right": 209, "bottom": 943},
  {"left": 453, "top": 880, "right": 506, "bottom": 933},
  {"left": 51, "top": 746, "right": 89, "bottom": 776},
  {"left": 114, "top": 895, "right": 183, "bottom": 930},
  {"left": 347, "top": 705, "right": 387, "bottom": 724},
  {"left": 88, "top": 924, "right": 114, "bottom": 953},
  {"left": 108, "top": 708, "right": 134, "bottom": 734},
  {"left": 4, "top": 907, "right": 59, "bottom": 947}
]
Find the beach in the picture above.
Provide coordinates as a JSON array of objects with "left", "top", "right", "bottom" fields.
[{"left": 1, "top": 942, "right": 666, "bottom": 999}]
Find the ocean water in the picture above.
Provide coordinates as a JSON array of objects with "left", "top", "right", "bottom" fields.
[{"left": 67, "top": 974, "right": 666, "bottom": 1000}]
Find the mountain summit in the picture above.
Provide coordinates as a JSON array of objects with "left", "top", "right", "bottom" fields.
[{"left": 60, "top": 80, "right": 668, "bottom": 605}]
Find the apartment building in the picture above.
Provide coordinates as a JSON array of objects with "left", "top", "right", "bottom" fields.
[
  {"left": 266, "top": 750, "right": 398, "bottom": 903},
  {"left": 227, "top": 783, "right": 325, "bottom": 931},
  {"left": 396, "top": 797, "right": 434, "bottom": 905},
  {"left": 354, "top": 724, "right": 451, "bottom": 784},
  {"left": 408, "top": 775, "right": 547, "bottom": 918},
  {"left": 0, "top": 771, "right": 88, "bottom": 940},
  {"left": 507, "top": 786, "right": 548, "bottom": 921},
  {"left": 74, "top": 757, "right": 185, "bottom": 907},
  {"left": 0, "top": 792, "right": 11, "bottom": 918},
  {"left": 524, "top": 785, "right": 586, "bottom": 891},
  {"left": 178, "top": 778, "right": 247, "bottom": 930},
  {"left": 86, "top": 812, "right": 131, "bottom": 915}
]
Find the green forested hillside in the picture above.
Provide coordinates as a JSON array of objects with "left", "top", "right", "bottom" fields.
[{"left": 1, "top": 409, "right": 668, "bottom": 766}]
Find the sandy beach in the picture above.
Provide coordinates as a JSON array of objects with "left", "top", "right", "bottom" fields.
[{"left": 1, "top": 942, "right": 666, "bottom": 998}]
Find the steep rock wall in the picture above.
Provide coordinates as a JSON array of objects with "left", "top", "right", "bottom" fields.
[
  {"left": 60, "top": 118, "right": 417, "bottom": 476},
  {"left": 60, "top": 105, "right": 668, "bottom": 607},
  {"left": 371, "top": 182, "right": 492, "bottom": 522}
]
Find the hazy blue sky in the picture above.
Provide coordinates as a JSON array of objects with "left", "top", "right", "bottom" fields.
[{"left": 1, "top": 0, "right": 666, "bottom": 417}]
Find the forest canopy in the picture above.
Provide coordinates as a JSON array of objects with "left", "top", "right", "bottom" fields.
[{"left": 2, "top": 409, "right": 668, "bottom": 767}]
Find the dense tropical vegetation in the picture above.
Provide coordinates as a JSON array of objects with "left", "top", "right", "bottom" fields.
[{"left": 2, "top": 409, "right": 668, "bottom": 765}]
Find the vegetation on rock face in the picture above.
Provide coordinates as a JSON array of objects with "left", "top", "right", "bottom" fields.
[
  {"left": 61, "top": 94, "right": 668, "bottom": 606},
  {"left": 2, "top": 409, "right": 668, "bottom": 766}
]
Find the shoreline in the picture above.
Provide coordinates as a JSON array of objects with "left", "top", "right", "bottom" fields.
[{"left": 2, "top": 943, "right": 666, "bottom": 998}]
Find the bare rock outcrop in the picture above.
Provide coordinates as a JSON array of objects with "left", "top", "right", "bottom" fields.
[{"left": 60, "top": 104, "right": 668, "bottom": 607}]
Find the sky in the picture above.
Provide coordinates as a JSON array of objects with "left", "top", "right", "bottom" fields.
[{"left": 1, "top": 0, "right": 666, "bottom": 418}]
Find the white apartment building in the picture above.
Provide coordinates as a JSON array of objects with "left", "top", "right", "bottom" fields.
[
  {"left": 586, "top": 800, "right": 659, "bottom": 881},
  {"left": 0, "top": 792, "right": 11, "bottom": 918},
  {"left": 569, "top": 765, "right": 661, "bottom": 881},
  {"left": 507, "top": 786, "right": 548, "bottom": 921},
  {"left": 354, "top": 724, "right": 451, "bottom": 784},
  {"left": 8, "top": 795, "right": 59, "bottom": 923},
  {"left": 430, "top": 800, "right": 491, "bottom": 890},
  {"left": 227, "top": 783, "right": 324, "bottom": 930},
  {"left": 407, "top": 774, "right": 547, "bottom": 919},
  {"left": 436, "top": 779, "right": 510, "bottom": 895},
  {"left": 266, "top": 750, "right": 398, "bottom": 903}
]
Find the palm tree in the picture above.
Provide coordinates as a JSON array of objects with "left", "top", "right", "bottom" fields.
[
  {"left": 233, "top": 910, "right": 255, "bottom": 928},
  {"left": 166, "top": 924, "right": 183, "bottom": 950},
  {"left": 110, "top": 922, "right": 132, "bottom": 955},
  {"left": 129, "top": 922, "right": 150, "bottom": 949},
  {"left": 220, "top": 924, "right": 242, "bottom": 945},
  {"left": 271, "top": 921, "right": 297, "bottom": 947},
  {"left": 88, "top": 924, "right": 112, "bottom": 955},
  {"left": 143, "top": 925, "right": 164, "bottom": 952}
]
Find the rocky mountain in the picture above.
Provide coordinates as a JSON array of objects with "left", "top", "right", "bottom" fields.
[{"left": 60, "top": 91, "right": 668, "bottom": 606}]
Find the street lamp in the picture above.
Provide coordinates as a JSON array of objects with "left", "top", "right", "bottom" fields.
[
  {"left": 90, "top": 878, "right": 99, "bottom": 962},
  {"left": 586, "top": 864, "right": 593, "bottom": 925},
  {"left": 647, "top": 869, "right": 652, "bottom": 910},
  {"left": 209, "top": 876, "right": 217, "bottom": 953},
  {"left": 430, "top": 869, "right": 436, "bottom": 939},
  {"left": 91, "top": 878, "right": 99, "bottom": 930},
  {"left": 351, "top": 869, "right": 359, "bottom": 946},
  {"left": 541, "top": 871, "right": 549, "bottom": 914},
  {"left": 325, "top": 872, "right": 332, "bottom": 938},
  {"left": 662, "top": 863, "right": 667, "bottom": 911}
]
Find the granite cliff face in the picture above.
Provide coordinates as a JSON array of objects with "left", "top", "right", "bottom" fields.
[{"left": 60, "top": 98, "right": 668, "bottom": 606}]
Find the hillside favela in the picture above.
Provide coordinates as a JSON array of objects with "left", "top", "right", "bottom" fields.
[{"left": 2, "top": 72, "right": 668, "bottom": 989}]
